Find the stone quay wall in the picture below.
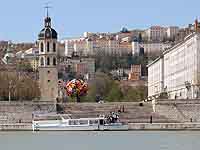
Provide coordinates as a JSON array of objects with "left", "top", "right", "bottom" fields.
[
  {"left": 2, "top": 99, "right": 200, "bottom": 125},
  {"left": 0, "top": 101, "right": 56, "bottom": 123},
  {"left": 0, "top": 123, "right": 32, "bottom": 131},
  {"left": 0, "top": 101, "right": 171, "bottom": 124},
  {"left": 128, "top": 123, "right": 200, "bottom": 130},
  {"left": 1, "top": 100, "right": 200, "bottom": 130},
  {"left": 155, "top": 99, "right": 200, "bottom": 123}
]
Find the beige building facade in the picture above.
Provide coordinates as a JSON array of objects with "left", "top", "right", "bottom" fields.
[
  {"left": 145, "top": 26, "right": 166, "bottom": 42},
  {"left": 148, "top": 33, "right": 200, "bottom": 99},
  {"left": 132, "top": 41, "right": 171, "bottom": 56},
  {"left": 63, "top": 31, "right": 133, "bottom": 57},
  {"left": 166, "top": 26, "right": 179, "bottom": 39}
]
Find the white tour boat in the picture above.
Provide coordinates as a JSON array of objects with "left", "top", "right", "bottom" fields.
[{"left": 32, "top": 113, "right": 128, "bottom": 131}]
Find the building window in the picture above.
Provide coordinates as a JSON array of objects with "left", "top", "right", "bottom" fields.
[
  {"left": 47, "top": 57, "right": 50, "bottom": 65},
  {"left": 53, "top": 57, "right": 56, "bottom": 66},
  {"left": 40, "top": 57, "right": 44, "bottom": 66},
  {"left": 47, "top": 42, "right": 50, "bottom": 52},
  {"left": 53, "top": 43, "right": 56, "bottom": 52},
  {"left": 41, "top": 42, "right": 44, "bottom": 52}
]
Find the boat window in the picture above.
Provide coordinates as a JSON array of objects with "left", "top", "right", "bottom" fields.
[
  {"left": 74, "top": 120, "right": 79, "bottom": 125},
  {"left": 100, "top": 119, "right": 104, "bottom": 125},
  {"left": 69, "top": 120, "right": 74, "bottom": 125},
  {"left": 69, "top": 120, "right": 79, "bottom": 125},
  {"left": 79, "top": 120, "right": 88, "bottom": 125},
  {"left": 89, "top": 120, "right": 99, "bottom": 125}
]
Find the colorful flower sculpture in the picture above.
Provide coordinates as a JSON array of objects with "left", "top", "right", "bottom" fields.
[{"left": 65, "top": 79, "right": 88, "bottom": 97}]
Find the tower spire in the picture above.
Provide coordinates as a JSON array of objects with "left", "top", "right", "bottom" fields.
[
  {"left": 44, "top": 2, "right": 52, "bottom": 27},
  {"left": 44, "top": 2, "right": 51, "bottom": 17}
]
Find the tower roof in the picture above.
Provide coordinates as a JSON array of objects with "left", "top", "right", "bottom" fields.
[
  {"left": 38, "top": 8, "right": 57, "bottom": 40},
  {"left": 38, "top": 26, "right": 58, "bottom": 40}
]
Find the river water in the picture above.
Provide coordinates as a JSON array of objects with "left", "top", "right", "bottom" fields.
[{"left": 0, "top": 131, "right": 199, "bottom": 150}]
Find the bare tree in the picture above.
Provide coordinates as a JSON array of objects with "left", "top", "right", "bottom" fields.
[{"left": 0, "top": 71, "right": 40, "bottom": 101}]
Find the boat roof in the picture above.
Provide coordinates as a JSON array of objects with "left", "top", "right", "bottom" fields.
[
  {"left": 33, "top": 113, "right": 105, "bottom": 120},
  {"left": 71, "top": 117, "right": 105, "bottom": 120},
  {"left": 33, "top": 113, "right": 72, "bottom": 117}
]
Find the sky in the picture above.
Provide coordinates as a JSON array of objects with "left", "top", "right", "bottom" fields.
[{"left": 0, "top": 0, "right": 199, "bottom": 42}]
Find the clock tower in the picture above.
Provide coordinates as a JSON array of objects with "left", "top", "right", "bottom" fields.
[{"left": 38, "top": 10, "right": 58, "bottom": 101}]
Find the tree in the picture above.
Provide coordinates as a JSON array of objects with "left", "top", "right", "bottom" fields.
[
  {"left": 0, "top": 71, "right": 40, "bottom": 101},
  {"left": 17, "top": 61, "right": 33, "bottom": 72},
  {"left": 122, "top": 86, "right": 147, "bottom": 101},
  {"left": 80, "top": 72, "right": 148, "bottom": 102},
  {"left": 106, "top": 81, "right": 123, "bottom": 102},
  {"left": 81, "top": 83, "right": 97, "bottom": 102},
  {"left": 81, "top": 72, "right": 113, "bottom": 102}
]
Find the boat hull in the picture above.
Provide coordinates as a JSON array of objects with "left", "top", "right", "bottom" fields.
[
  {"left": 99, "top": 124, "right": 129, "bottom": 131},
  {"left": 32, "top": 124, "right": 128, "bottom": 131},
  {"left": 33, "top": 124, "right": 99, "bottom": 131}
]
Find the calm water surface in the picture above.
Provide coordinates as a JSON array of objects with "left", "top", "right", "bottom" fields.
[{"left": 0, "top": 131, "right": 199, "bottom": 150}]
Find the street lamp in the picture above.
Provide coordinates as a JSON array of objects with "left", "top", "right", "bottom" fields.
[
  {"left": 8, "top": 80, "right": 12, "bottom": 102},
  {"left": 8, "top": 80, "right": 16, "bottom": 102}
]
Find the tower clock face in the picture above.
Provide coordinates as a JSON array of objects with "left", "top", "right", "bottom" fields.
[
  {"left": 46, "top": 32, "right": 50, "bottom": 38},
  {"left": 46, "top": 30, "right": 51, "bottom": 38}
]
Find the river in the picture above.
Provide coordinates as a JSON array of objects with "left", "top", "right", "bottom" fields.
[{"left": 0, "top": 131, "right": 199, "bottom": 150}]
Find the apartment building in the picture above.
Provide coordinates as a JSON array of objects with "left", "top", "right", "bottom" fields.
[
  {"left": 166, "top": 26, "right": 179, "bottom": 39},
  {"left": 119, "top": 41, "right": 132, "bottom": 56},
  {"left": 63, "top": 36, "right": 124, "bottom": 56},
  {"left": 148, "top": 33, "right": 200, "bottom": 99},
  {"left": 64, "top": 37, "right": 86, "bottom": 57},
  {"left": 129, "top": 65, "right": 142, "bottom": 81},
  {"left": 145, "top": 26, "right": 166, "bottom": 42},
  {"left": 132, "top": 39, "right": 171, "bottom": 56}
]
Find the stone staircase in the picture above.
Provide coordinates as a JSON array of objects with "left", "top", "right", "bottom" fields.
[
  {"left": 0, "top": 101, "right": 178, "bottom": 124},
  {"left": 62, "top": 102, "right": 177, "bottom": 123},
  {"left": 155, "top": 99, "right": 200, "bottom": 123}
]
